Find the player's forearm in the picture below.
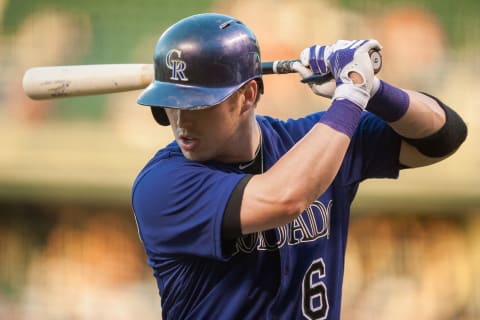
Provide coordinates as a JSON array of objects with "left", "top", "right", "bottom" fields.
[
  {"left": 263, "top": 122, "right": 349, "bottom": 206},
  {"left": 387, "top": 90, "right": 445, "bottom": 138},
  {"left": 366, "top": 81, "right": 467, "bottom": 166},
  {"left": 241, "top": 123, "right": 350, "bottom": 234},
  {"left": 366, "top": 80, "right": 444, "bottom": 137}
]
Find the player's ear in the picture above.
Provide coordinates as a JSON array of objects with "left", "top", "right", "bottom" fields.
[{"left": 241, "top": 80, "right": 258, "bottom": 112}]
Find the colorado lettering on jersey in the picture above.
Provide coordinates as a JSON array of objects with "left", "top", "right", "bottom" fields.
[{"left": 234, "top": 200, "right": 332, "bottom": 254}]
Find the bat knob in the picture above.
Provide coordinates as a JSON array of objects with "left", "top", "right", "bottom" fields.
[{"left": 369, "top": 49, "right": 382, "bottom": 74}]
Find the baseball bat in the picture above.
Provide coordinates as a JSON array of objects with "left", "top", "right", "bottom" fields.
[
  {"left": 22, "top": 51, "right": 382, "bottom": 100},
  {"left": 22, "top": 62, "right": 301, "bottom": 100},
  {"left": 22, "top": 64, "right": 155, "bottom": 100}
]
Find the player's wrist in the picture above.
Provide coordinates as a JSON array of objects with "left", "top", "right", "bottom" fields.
[
  {"left": 366, "top": 80, "right": 409, "bottom": 122},
  {"left": 319, "top": 99, "right": 363, "bottom": 138},
  {"left": 332, "top": 84, "right": 370, "bottom": 110}
]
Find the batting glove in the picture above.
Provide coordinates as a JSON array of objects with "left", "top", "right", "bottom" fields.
[
  {"left": 330, "top": 40, "right": 382, "bottom": 96},
  {"left": 329, "top": 39, "right": 383, "bottom": 109},
  {"left": 329, "top": 40, "right": 382, "bottom": 96},
  {"left": 301, "top": 44, "right": 333, "bottom": 75},
  {"left": 291, "top": 44, "right": 336, "bottom": 98},
  {"left": 291, "top": 61, "right": 336, "bottom": 98}
]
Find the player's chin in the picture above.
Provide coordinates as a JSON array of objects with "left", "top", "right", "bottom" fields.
[
  {"left": 176, "top": 137, "right": 218, "bottom": 162},
  {"left": 179, "top": 148, "right": 211, "bottom": 162}
]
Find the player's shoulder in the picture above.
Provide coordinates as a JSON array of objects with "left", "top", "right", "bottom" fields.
[
  {"left": 257, "top": 112, "right": 323, "bottom": 125},
  {"left": 257, "top": 111, "right": 383, "bottom": 131},
  {"left": 141, "top": 141, "right": 183, "bottom": 170},
  {"left": 256, "top": 112, "right": 326, "bottom": 140},
  {"left": 132, "top": 140, "right": 240, "bottom": 193},
  {"left": 132, "top": 141, "right": 187, "bottom": 189}
]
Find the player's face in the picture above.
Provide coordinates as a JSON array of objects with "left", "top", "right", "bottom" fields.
[{"left": 165, "top": 86, "right": 255, "bottom": 163}]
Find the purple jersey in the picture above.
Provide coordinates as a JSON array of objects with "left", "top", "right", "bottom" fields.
[{"left": 132, "top": 111, "right": 401, "bottom": 319}]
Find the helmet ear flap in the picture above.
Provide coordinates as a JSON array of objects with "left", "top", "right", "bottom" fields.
[
  {"left": 150, "top": 107, "right": 170, "bottom": 126},
  {"left": 256, "top": 78, "right": 264, "bottom": 95}
]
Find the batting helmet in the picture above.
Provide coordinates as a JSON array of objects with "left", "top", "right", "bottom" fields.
[{"left": 137, "top": 13, "right": 264, "bottom": 126}]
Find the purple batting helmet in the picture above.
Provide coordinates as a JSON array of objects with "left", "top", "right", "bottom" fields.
[{"left": 137, "top": 13, "right": 264, "bottom": 126}]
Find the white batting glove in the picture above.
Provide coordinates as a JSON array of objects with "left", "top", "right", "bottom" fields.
[
  {"left": 291, "top": 61, "right": 336, "bottom": 98},
  {"left": 292, "top": 40, "right": 382, "bottom": 100},
  {"left": 297, "top": 41, "right": 358, "bottom": 82},
  {"left": 329, "top": 39, "right": 383, "bottom": 109},
  {"left": 300, "top": 44, "right": 333, "bottom": 75},
  {"left": 329, "top": 39, "right": 381, "bottom": 96},
  {"left": 292, "top": 44, "right": 336, "bottom": 98},
  {"left": 370, "top": 75, "right": 381, "bottom": 96}
]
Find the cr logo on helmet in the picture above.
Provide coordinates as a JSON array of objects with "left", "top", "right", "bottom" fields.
[{"left": 166, "top": 49, "right": 188, "bottom": 82}]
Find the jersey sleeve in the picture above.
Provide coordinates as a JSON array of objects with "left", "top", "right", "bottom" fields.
[
  {"left": 337, "top": 112, "right": 401, "bottom": 185},
  {"left": 261, "top": 112, "right": 400, "bottom": 185},
  {"left": 132, "top": 157, "right": 245, "bottom": 261}
]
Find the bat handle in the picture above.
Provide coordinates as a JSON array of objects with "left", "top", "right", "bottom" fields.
[
  {"left": 261, "top": 60, "right": 301, "bottom": 75},
  {"left": 262, "top": 49, "right": 382, "bottom": 85}
]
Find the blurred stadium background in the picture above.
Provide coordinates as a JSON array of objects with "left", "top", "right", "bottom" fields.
[{"left": 0, "top": 0, "right": 479, "bottom": 319}]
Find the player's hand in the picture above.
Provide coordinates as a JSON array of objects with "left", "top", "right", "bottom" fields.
[
  {"left": 291, "top": 61, "right": 336, "bottom": 98},
  {"left": 301, "top": 44, "right": 333, "bottom": 75},
  {"left": 327, "top": 40, "right": 381, "bottom": 96},
  {"left": 329, "top": 39, "right": 382, "bottom": 109},
  {"left": 291, "top": 44, "right": 336, "bottom": 99}
]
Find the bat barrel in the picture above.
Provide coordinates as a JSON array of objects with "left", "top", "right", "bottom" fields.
[{"left": 23, "top": 64, "right": 154, "bottom": 100}]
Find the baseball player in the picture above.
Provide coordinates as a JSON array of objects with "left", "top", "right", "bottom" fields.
[{"left": 132, "top": 13, "right": 467, "bottom": 319}]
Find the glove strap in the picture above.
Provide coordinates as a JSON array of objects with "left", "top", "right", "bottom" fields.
[
  {"left": 319, "top": 99, "right": 362, "bottom": 138},
  {"left": 333, "top": 84, "right": 370, "bottom": 109},
  {"left": 366, "top": 80, "right": 409, "bottom": 122}
]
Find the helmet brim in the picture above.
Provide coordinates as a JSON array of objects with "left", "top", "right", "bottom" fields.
[{"left": 137, "top": 80, "right": 241, "bottom": 109}]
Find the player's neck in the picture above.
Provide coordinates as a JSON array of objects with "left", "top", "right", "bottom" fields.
[
  {"left": 235, "top": 121, "right": 263, "bottom": 173},
  {"left": 215, "top": 116, "right": 260, "bottom": 164},
  {"left": 237, "top": 118, "right": 261, "bottom": 162}
]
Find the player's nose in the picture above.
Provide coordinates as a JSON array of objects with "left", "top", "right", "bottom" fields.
[{"left": 176, "top": 109, "right": 194, "bottom": 127}]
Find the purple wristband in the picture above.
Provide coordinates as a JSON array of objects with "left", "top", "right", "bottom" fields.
[
  {"left": 366, "top": 80, "right": 410, "bottom": 122},
  {"left": 319, "top": 99, "right": 362, "bottom": 138}
]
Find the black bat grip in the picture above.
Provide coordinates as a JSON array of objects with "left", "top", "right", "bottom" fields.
[
  {"left": 261, "top": 60, "right": 333, "bottom": 84},
  {"left": 261, "top": 60, "right": 300, "bottom": 75}
]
